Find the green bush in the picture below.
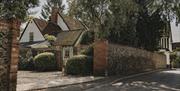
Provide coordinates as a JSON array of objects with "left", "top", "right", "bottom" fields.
[
  {"left": 81, "top": 45, "right": 94, "bottom": 56},
  {"left": 19, "top": 57, "right": 34, "bottom": 70},
  {"left": 19, "top": 49, "right": 34, "bottom": 70},
  {"left": 33, "top": 52, "right": 57, "bottom": 71},
  {"left": 65, "top": 55, "right": 93, "bottom": 75},
  {"left": 173, "top": 56, "right": 180, "bottom": 68},
  {"left": 170, "top": 52, "right": 177, "bottom": 61},
  {"left": 44, "top": 34, "right": 56, "bottom": 44}
]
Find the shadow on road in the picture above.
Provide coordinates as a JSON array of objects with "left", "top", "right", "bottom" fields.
[{"left": 110, "top": 69, "right": 180, "bottom": 91}]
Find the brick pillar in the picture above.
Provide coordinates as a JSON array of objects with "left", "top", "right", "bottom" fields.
[
  {"left": 55, "top": 46, "right": 62, "bottom": 71},
  {"left": 56, "top": 50, "right": 62, "bottom": 71},
  {"left": 9, "top": 19, "right": 20, "bottom": 91},
  {"left": 93, "top": 40, "right": 108, "bottom": 76},
  {"left": 0, "top": 18, "right": 20, "bottom": 91}
]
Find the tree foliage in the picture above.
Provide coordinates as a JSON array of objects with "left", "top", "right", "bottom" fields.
[
  {"left": 67, "top": 0, "right": 109, "bottom": 35},
  {"left": 106, "top": 0, "right": 139, "bottom": 46},
  {"left": 44, "top": 34, "right": 56, "bottom": 42},
  {"left": 136, "top": 10, "right": 165, "bottom": 51},
  {"left": 41, "top": 0, "right": 64, "bottom": 20},
  {"left": 0, "top": 0, "right": 39, "bottom": 20},
  {"left": 68, "top": 0, "right": 180, "bottom": 51}
]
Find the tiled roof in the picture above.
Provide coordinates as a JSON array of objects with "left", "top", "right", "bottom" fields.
[
  {"left": 59, "top": 14, "right": 85, "bottom": 30},
  {"left": 33, "top": 18, "right": 48, "bottom": 31},
  {"left": 42, "top": 22, "right": 62, "bottom": 36},
  {"left": 56, "top": 30, "right": 83, "bottom": 46}
]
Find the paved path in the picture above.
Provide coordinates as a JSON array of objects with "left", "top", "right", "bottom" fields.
[
  {"left": 41, "top": 69, "right": 180, "bottom": 91},
  {"left": 17, "top": 71, "right": 103, "bottom": 91}
]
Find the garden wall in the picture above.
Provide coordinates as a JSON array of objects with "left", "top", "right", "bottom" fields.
[{"left": 94, "top": 40, "right": 166, "bottom": 76}]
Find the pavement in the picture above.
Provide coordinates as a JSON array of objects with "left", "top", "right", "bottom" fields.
[
  {"left": 37, "top": 69, "right": 180, "bottom": 91},
  {"left": 17, "top": 71, "right": 104, "bottom": 91}
]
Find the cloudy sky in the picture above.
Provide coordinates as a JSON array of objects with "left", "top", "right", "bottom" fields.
[
  {"left": 30, "top": 0, "right": 67, "bottom": 18},
  {"left": 29, "top": 0, "right": 46, "bottom": 18}
]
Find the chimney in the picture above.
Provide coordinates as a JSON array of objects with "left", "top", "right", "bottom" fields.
[{"left": 50, "top": 7, "right": 59, "bottom": 24}]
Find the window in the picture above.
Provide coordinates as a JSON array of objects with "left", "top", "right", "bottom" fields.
[
  {"left": 160, "top": 37, "right": 169, "bottom": 49},
  {"left": 29, "top": 32, "right": 34, "bottom": 42},
  {"left": 65, "top": 50, "right": 70, "bottom": 58}
]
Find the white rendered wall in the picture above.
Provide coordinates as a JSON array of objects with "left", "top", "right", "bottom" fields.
[
  {"left": 164, "top": 52, "right": 170, "bottom": 65},
  {"left": 170, "top": 19, "right": 180, "bottom": 43},
  {"left": 57, "top": 14, "right": 69, "bottom": 31},
  {"left": 62, "top": 46, "right": 74, "bottom": 65},
  {"left": 20, "top": 21, "right": 45, "bottom": 43}
]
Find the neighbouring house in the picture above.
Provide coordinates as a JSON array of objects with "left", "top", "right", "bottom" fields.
[
  {"left": 19, "top": 6, "right": 87, "bottom": 61},
  {"left": 55, "top": 30, "right": 84, "bottom": 64},
  {"left": 159, "top": 19, "right": 180, "bottom": 67}
]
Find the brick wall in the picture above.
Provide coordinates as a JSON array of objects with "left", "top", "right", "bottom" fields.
[
  {"left": 93, "top": 40, "right": 166, "bottom": 76},
  {"left": 0, "top": 19, "right": 20, "bottom": 91}
]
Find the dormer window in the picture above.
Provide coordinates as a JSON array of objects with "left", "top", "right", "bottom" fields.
[{"left": 29, "top": 32, "right": 34, "bottom": 42}]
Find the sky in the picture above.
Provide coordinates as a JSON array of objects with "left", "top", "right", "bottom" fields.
[
  {"left": 30, "top": 0, "right": 67, "bottom": 18},
  {"left": 29, "top": 0, "right": 46, "bottom": 18}
]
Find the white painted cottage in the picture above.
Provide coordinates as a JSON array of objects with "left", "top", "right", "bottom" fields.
[
  {"left": 159, "top": 19, "right": 180, "bottom": 67},
  {"left": 19, "top": 7, "right": 86, "bottom": 61}
]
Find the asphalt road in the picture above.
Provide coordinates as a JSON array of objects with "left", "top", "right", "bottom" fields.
[{"left": 40, "top": 69, "right": 180, "bottom": 91}]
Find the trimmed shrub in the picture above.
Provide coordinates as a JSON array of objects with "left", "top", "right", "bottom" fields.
[
  {"left": 81, "top": 45, "right": 94, "bottom": 56},
  {"left": 33, "top": 52, "right": 57, "bottom": 71},
  {"left": 65, "top": 55, "right": 93, "bottom": 75}
]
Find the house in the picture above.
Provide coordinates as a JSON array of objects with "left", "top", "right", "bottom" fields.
[
  {"left": 19, "top": 7, "right": 86, "bottom": 61},
  {"left": 159, "top": 19, "right": 180, "bottom": 68}
]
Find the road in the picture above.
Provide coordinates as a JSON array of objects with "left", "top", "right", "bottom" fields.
[{"left": 40, "top": 69, "right": 180, "bottom": 91}]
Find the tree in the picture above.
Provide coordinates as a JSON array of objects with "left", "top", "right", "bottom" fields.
[
  {"left": 41, "top": 0, "right": 64, "bottom": 20},
  {"left": 68, "top": 0, "right": 180, "bottom": 50},
  {"left": 134, "top": 0, "right": 180, "bottom": 51},
  {"left": 44, "top": 34, "right": 56, "bottom": 43},
  {"left": 105, "top": 0, "right": 139, "bottom": 46},
  {"left": 67, "top": 0, "right": 109, "bottom": 38},
  {"left": 144, "top": 0, "right": 180, "bottom": 22},
  {"left": 136, "top": 10, "right": 165, "bottom": 51},
  {"left": 0, "top": 0, "right": 39, "bottom": 21}
]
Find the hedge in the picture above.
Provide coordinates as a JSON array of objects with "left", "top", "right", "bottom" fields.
[
  {"left": 65, "top": 55, "right": 93, "bottom": 75},
  {"left": 33, "top": 52, "right": 57, "bottom": 71}
]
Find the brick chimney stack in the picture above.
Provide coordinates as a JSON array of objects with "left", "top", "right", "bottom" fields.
[{"left": 50, "top": 7, "right": 59, "bottom": 24}]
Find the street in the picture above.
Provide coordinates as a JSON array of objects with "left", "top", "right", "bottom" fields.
[{"left": 41, "top": 69, "right": 180, "bottom": 91}]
